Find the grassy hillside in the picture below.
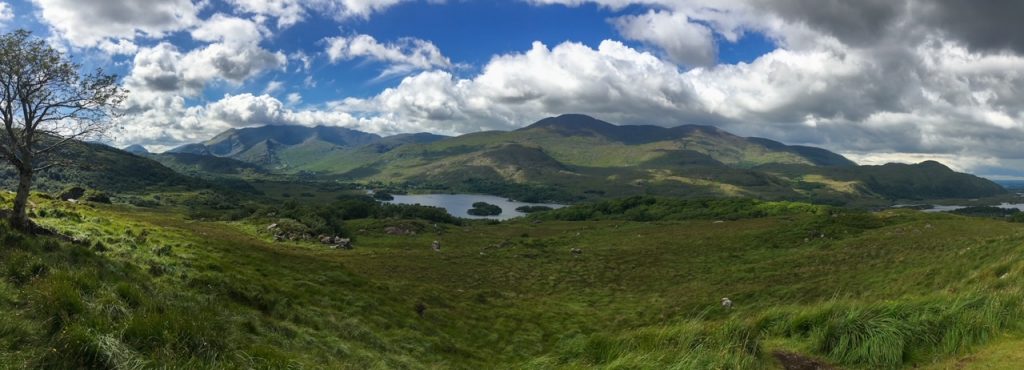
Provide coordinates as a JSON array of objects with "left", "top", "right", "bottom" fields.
[
  {"left": 0, "top": 142, "right": 198, "bottom": 194},
  {"left": 149, "top": 153, "right": 267, "bottom": 178},
  {"left": 3, "top": 192, "right": 1024, "bottom": 368}
]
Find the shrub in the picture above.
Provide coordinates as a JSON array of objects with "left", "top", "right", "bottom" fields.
[{"left": 82, "top": 190, "right": 112, "bottom": 204}]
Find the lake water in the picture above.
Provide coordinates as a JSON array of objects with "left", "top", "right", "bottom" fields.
[
  {"left": 383, "top": 193, "right": 565, "bottom": 220},
  {"left": 913, "top": 203, "right": 1024, "bottom": 213}
]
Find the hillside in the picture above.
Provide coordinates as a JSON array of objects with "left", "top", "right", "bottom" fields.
[
  {"left": 148, "top": 152, "right": 267, "bottom": 178},
  {"left": 3, "top": 193, "right": 1024, "bottom": 368},
  {"left": 0, "top": 141, "right": 198, "bottom": 194}
]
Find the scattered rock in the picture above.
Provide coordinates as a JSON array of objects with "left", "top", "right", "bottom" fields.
[
  {"left": 431, "top": 240, "right": 441, "bottom": 252},
  {"left": 721, "top": 297, "right": 733, "bottom": 309},
  {"left": 330, "top": 238, "right": 353, "bottom": 250},
  {"left": 570, "top": 248, "right": 582, "bottom": 256},
  {"left": 266, "top": 223, "right": 278, "bottom": 231},
  {"left": 772, "top": 351, "right": 836, "bottom": 370},
  {"left": 385, "top": 226, "right": 415, "bottom": 236}
]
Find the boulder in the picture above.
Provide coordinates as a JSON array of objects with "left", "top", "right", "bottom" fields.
[
  {"left": 59, "top": 186, "right": 86, "bottom": 201},
  {"left": 431, "top": 240, "right": 441, "bottom": 251},
  {"left": 385, "top": 226, "right": 414, "bottom": 235}
]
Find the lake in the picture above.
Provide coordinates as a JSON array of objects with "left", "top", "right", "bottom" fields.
[
  {"left": 914, "top": 203, "right": 1024, "bottom": 213},
  {"left": 383, "top": 193, "right": 565, "bottom": 220}
]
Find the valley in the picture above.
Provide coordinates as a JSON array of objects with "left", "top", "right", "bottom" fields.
[{"left": 3, "top": 189, "right": 1024, "bottom": 368}]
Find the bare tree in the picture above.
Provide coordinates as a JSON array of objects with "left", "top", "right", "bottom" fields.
[{"left": 0, "top": 30, "right": 125, "bottom": 229}]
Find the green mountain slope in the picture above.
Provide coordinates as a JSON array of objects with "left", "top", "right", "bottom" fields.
[
  {"left": 163, "top": 114, "right": 1005, "bottom": 203},
  {"left": 149, "top": 152, "right": 267, "bottom": 177},
  {"left": 321, "top": 115, "right": 1002, "bottom": 202},
  {"left": 168, "top": 125, "right": 385, "bottom": 170},
  {"left": 0, "top": 142, "right": 197, "bottom": 193}
]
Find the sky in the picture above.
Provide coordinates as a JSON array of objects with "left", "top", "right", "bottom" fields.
[{"left": 3, "top": 0, "right": 1024, "bottom": 178}]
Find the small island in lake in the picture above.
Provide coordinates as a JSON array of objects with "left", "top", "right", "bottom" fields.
[
  {"left": 515, "top": 205, "right": 553, "bottom": 213},
  {"left": 467, "top": 202, "right": 502, "bottom": 216}
]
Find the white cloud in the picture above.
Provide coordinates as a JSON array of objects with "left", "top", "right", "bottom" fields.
[
  {"left": 96, "top": 38, "right": 138, "bottom": 55},
  {"left": 311, "top": 0, "right": 410, "bottom": 19},
  {"left": 326, "top": 34, "right": 453, "bottom": 77},
  {"left": 224, "top": 0, "right": 413, "bottom": 28},
  {"left": 290, "top": 51, "right": 314, "bottom": 71},
  {"left": 32, "top": 0, "right": 199, "bottom": 48},
  {"left": 191, "top": 13, "right": 267, "bottom": 45},
  {"left": 0, "top": 2, "right": 13, "bottom": 23},
  {"left": 125, "top": 41, "right": 286, "bottom": 99},
  {"left": 612, "top": 10, "right": 717, "bottom": 66},
  {"left": 286, "top": 92, "right": 302, "bottom": 105},
  {"left": 228, "top": 0, "right": 306, "bottom": 28},
  {"left": 264, "top": 80, "right": 285, "bottom": 95}
]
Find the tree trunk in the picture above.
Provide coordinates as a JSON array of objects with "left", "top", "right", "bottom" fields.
[{"left": 10, "top": 168, "right": 33, "bottom": 230}]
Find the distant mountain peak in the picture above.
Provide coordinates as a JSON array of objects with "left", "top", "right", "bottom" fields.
[
  {"left": 122, "top": 144, "right": 149, "bottom": 155},
  {"left": 521, "top": 114, "right": 615, "bottom": 132}
]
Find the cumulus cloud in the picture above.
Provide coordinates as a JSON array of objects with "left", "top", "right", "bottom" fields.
[
  {"left": 326, "top": 34, "right": 453, "bottom": 77},
  {"left": 0, "top": 2, "right": 13, "bottom": 23},
  {"left": 228, "top": 0, "right": 306, "bottom": 28},
  {"left": 125, "top": 41, "right": 286, "bottom": 99},
  {"left": 32, "top": 0, "right": 199, "bottom": 48},
  {"left": 226, "top": 0, "right": 410, "bottom": 27},
  {"left": 191, "top": 13, "right": 267, "bottom": 45},
  {"left": 311, "top": 0, "right": 410, "bottom": 19},
  {"left": 611, "top": 10, "right": 716, "bottom": 66}
]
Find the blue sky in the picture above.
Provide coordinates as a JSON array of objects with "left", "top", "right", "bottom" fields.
[{"left": 3, "top": 0, "right": 1024, "bottom": 178}]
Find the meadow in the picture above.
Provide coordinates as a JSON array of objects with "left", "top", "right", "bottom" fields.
[{"left": 2, "top": 192, "right": 1024, "bottom": 368}]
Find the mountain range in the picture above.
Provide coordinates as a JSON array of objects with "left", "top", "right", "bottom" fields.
[{"left": 147, "top": 114, "right": 1005, "bottom": 203}]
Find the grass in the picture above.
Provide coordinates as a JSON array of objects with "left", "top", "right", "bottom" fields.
[{"left": 3, "top": 192, "right": 1024, "bottom": 368}]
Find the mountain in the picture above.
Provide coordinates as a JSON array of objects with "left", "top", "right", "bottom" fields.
[
  {"left": 122, "top": 144, "right": 150, "bottom": 155},
  {"left": 170, "top": 114, "right": 1005, "bottom": 203},
  {"left": 149, "top": 152, "right": 267, "bottom": 177},
  {"left": 169, "top": 125, "right": 382, "bottom": 169},
  {"left": 0, "top": 141, "right": 197, "bottom": 194}
]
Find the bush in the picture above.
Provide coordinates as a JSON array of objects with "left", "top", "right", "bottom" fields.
[
  {"left": 57, "top": 186, "right": 86, "bottom": 201},
  {"left": 82, "top": 190, "right": 111, "bottom": 204},
  {"left": 535, "top": 196, "right": 829, "bottom": 222}
]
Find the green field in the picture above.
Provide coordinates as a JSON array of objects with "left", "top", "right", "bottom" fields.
[{"left": 2, "top": 191, "right": 1024, "bottom": 369}]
